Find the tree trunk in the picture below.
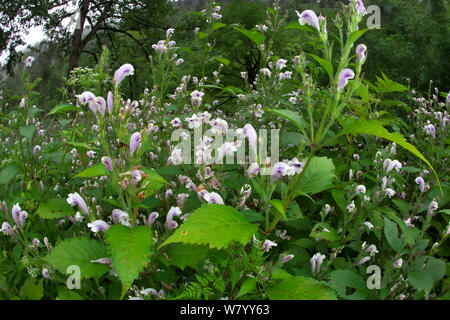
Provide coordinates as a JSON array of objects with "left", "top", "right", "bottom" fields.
[{"left": 67, "top": 0, "right": 91, "bottom": 80}]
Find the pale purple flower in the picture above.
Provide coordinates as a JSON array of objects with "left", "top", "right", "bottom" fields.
[
  {"left": 427, "top": 200, "right": 438, "bottom": 217},
  {"left": 101, "top": 156, "right": 113, "bottom": 172},
  {"left": 131, "top": 170, "right": 142, "bottom": 185},
  {"left": 310, "top": 253, "right": 326, "bottom": 275},
  {"left": 275, "top": 59, "right": 287, "bottom": 71},
  {"left": 359, "top": 256, "right": 371, "bottom": 265},
  {"left": 281, "top": 254, "right": 294, "bottom": 264},
  {"left": 247, "top": 163, "right": 260, "bottom": 177},
  {"left": 347, "top": 200, "right": 356, "bottom": 213},
  {"left": 148, "top": 212, "right": 159, "bottom": 226},
  {"left": 24, "top": 56, "right": 35, "bottom": 68},
  {"left": 87, "top": 220, "right": 109, "bottom": 233},
  {"left": 424, "top": 124, "right": 436, "bottom": 138},
  {"left": 446, "top": 93, "right": 450, "bottom": 106},
  {"left": 77, "top": 91, "right": 96, "bottom": 105},
  {"left": 203, "top": 192, "right": 224, "bottom": 205},
  {"left": 167, "top": 207, "right": 182, "bottom": 223},
  {"left": 66, "top": 192, "right": 89, "bottom": 215},
  {"left": 385, "top": 188, "right": 396, "bottom": 198},
  {"left": 355, "top": 185, "right": 366, "bottom": 194},
  {"left": 96, "top": 97, "right": 106, "bottom": 116},
  {"left": 111, "top": 209, "right": 131, "bottom": 226},
  {"left": 404, "top": 217, "right": 414, "bottom": 228},
  {"left": 415, "top": 176, "right": 426, "bottom": 193},
  {"left": 42, "top": 268, "right": 51, "bottom": 279},
  {"left": 271, "top": 162, "right": 293, "bottom": 181},
  {"left": 337, "top": 69, "right": 355, "bottom": 91},
  {"left": 295, "top": 10, "right": 320, "bottom": 31},
  {"left": 356, "top": 0, "right": 368, "bottom": 16},
  {"left": 363, "top": 221, "right": 374, "bottom": 230},
  {"left": 386, "top": 160, "right": 402, "bottom": 173},
  {"left": 176, "top": 58, "right": 184, "bottom": 67},
  {"left": 243, "top": 123, "right": 257, "bottom": 156},
  {"left": 114, "top": 63, "right": 134, "bottom": 88},
  {"left": 11, "top": 203, "right": 21, "bottom": 226},
  {"left": 90, "top": 258, "right": 112, "bottom": 265},
  {"left": 166, "top": 28, "right": 175, "bottom": 38},
  {"left": 260, "top": 68, "right": 271, "bottom": 77},
  {"left": 0, "top": 222, "right": 14, "bottom": 236},
  {"left": 19, "top": 211, "right": 27, "bottom": 228},
  {"left": 262, "top": 239, "right": 278, "bottom": 252},
  {"left": 107, "top": 91, "right": 114, "bottom": 113},
  {"left": 166, "top": 220, "right": 178, "bottom": 230},
  {"left": 393, "top": 258, "right": 403, "bottom": 269},
  {"left": 33, "top": 145, "right": 41, "bottom": 157},
  {"left": 130, "top": 132, "right": 141, "bottom": 156},
  {"left": 365, "top": 244, "right": 378, "bottom": 256},
  {"left": 356, "top": 44, "right": 367, "bottom": 63}
]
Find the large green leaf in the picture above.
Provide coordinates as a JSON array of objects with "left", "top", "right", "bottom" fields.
[
  {"left": 44, "top": 238, "right": 109, "bottom": 278},
  {"left": 266, "top": 276, "right": 337, "bottom": 300},
  {"left": 329, "top": 270, "right": 369, "bottom": 300},
  {"left": 75, "top": 163, "right": 109, "bottom": 178},
  {"left": 232, "top": 25, "right": 265, "bottom": 46},
  {"left": 294, "top": 157, "right": 335, "bottom": 196},
  {"left": 266, "top": 109, "right": 308, "bottom": 133},
  {"left": 37, "top": 198, "right": 75, "bottom": 219},
  {"left": 19, "top": 125, "right": 36, "bottom": 141},
  {"left": 165, "top": 243, "right": 209, "bottom": 270},
  {"left": 160, "top": 204, "right": 258, "bottom": 250},
  {"left": 327, "top": 119, "right": 440, "bottom": 190},
  {"left": 106, "top": 225, "right": 153, "bottom": 296},
  {"left": 407, "top": 256, "right": 446, "bottom": 291},
  {"left": 309, "top": 53, "right": 334, "bottom": 81},
  {"left": 383, "top": 217, "right": 404, "bottom": 253},
  {"left": 0, "top": 164, "right": 19, "bottom": 185}
]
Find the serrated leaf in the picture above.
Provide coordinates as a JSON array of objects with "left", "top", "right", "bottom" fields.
[
  {"left": 106, "top": 225, "right": 153, "bottom": 295},
  {"left": 407, "top": 256, "right": 444, "bottom": 291},
  {"left": 75, "top": 163, "right": 109, "bottom": 178},
  {"left": 266, "top": 276, "right": 337, "bottom": 300},
  {"left": 160, "top": 204, "right": 258, "bottom": 250},
  {"left": 329, "top": 270, "right": 368, "bottom": 300},
  {"left": 21, "top": 278, "right": 44, "bottom": 300},
  {"left": 37, "top": 198, "right": 75, "bottom": 219},
  {"left": 294, "top": 157, "right": 335, "bottom": 196},
  {"left": 44, "top": 238, "right": 109, "bottom": 278},
  {"left": 57, "top": 290, "right": 84, "bottom": 300},
  {"left": 383, "top": 217, "right": 404, "bottom": 253},
  {"left": 165, "top": 243, "right": 209, "bottom": 270}
]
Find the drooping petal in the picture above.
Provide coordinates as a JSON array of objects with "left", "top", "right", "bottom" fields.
[
  {"left": 66, "top": 192, "right": 89, "bottom": 215},
  {"left": 129, "top": 132, "right": 141, "bottom": 156},
  {"left": 243, "top": 123, "right": 257, "bottom": 156},
  {"left": 101, "top": 156, "right": 113, "bottom": 172},
  {"left": 114, "top": 63, "right": 134, "bottom": 88},
  {"left": 337, "top": 69, "right": 355, "bottom": 91},
  {"left": 107, "top": 91, "right": 114, "bottom": 113},
  {"left": 87, "top": 220, "right": 109, "bottom": 233},
  {"left": 356, "top": 44, "right": 367, "bottom": 63},
  {"left": 295, "top": 10, "right": 320, "bottom": 31}
]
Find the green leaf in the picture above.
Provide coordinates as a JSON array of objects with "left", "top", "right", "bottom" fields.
[
  {"left": 44, "top": 238, "right": 109, "bottom": 278},
  {"left": 408, "top": 257, "right": 446, "bottom": 291},
  {"left": 37, "top": 198, "right": 75, "bottom": 219},
  {"left": 270, "top": 199, "right": 286, "bottom": 221},
  {"left": 266, "top": 276, "right": 337, "bottom": 300},
  {"left": 294, "top": 157, "right": 335, "bottom": 196},
  {"left": 106, "top": 225, "right": 153, "bottom": 295},
  {"left": 329, "top": 270, "right": 369, "bottom": 300},
  {"left": 47, "top": 104, "right": 78, "bottom": 116},
  {"left": 266, "top": 109, "right": 308, "bottom": 133},
  {"left": 0, "top": 164, "right": 19, "bottom": 185},
  {"left": 327, "top": 119, "right": 440, "bottom": 192},
  {"left": 66, "top": 141, "right": 98, "bottom": 150},
  {"left": 215, "top": 57, "right": 230, "bottom": 66},
  {"left": 75, "top": 163, "right": 109, "bottom": 178},
  {"left": 160, "top": 204, "right": 258, "bottom": 250},
  {"left": 198, "top": 31, "right": 207, "bottom": 39},
  {"left": 165, "top": 243, "right": 209, "bottom": 270},
  {"left": 309, "top": 53, "right": 334, "bottom": 81},
  {"left": 21, "top": 278, "right": 43, "bottom": 300},
  {"left": 232, "top": 25, "right": 265, "bottom": 46},
  {"left": 212, "top": 22, "right": 226, "bottom": 31},
  {"left": 282, "top": 21, "right": 314, "bottom": 32},
  {"left": 19, "top": 125, "right": 36, "bottom": 141},
  {"left": 347, "top": 29, "right": 368, "bottom": 47},
  {"left": 310, "top": 222, "right": 340, "bottom": 242},
  {"left": 236, "top": 277, "right": 257, "bottom": 298},
  {"left": 57, "top": 290, "right": 84, "bottom": 300},
  {"left": 383, "top": 217, "right": 404, "bottom": 253}
]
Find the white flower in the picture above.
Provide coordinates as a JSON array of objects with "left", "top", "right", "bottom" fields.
[
  {"left": 310, "top": 253, "right": 326, "bottom": 275},
  {"left": 385, "top": 188, "right": 396, "bottom": 198},
  {"left": 347, "top": 200, "right": 356, "bottom": 213},
  {"left": 393, "top": 258, "right": 403, "bottom": 269},
  {"left": 355, "top": 185, "right": 366, "bottom": 194},
  {"left": 202, "top": 192, "right": 224, "bottom": 205},
  {"left": 261, "top": 239, "right": 277, "bottom": 252}
]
